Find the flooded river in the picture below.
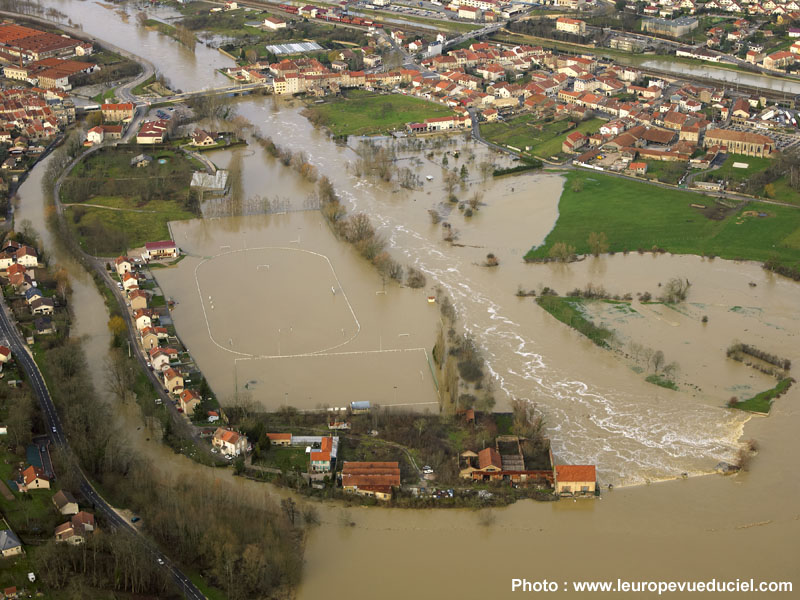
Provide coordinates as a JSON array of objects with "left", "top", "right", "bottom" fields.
[
  {"left": 641, "top": 59, "right": 800, "bottom": 96},
  {"left": 11, "top": 3, "right": 800, "bottom": 598}
]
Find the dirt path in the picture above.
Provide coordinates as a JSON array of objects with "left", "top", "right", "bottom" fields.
[
  {"left": 62, "top": 203, "right": 156, "bottom": 213},
  {"left": 0, "top": 479, "right": 14, "bottom": 501}
]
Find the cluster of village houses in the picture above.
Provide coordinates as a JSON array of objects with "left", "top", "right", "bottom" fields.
[
  {"left": 0, "top": 466, "right": 96, "bottom": 562},
  {"left": 113, "top": 249, "right": 250, "bottom": 461},
  {"left": 237, "top": 35, "right": 785, "bottom": 168},
  {"left": 0, "top": 240, "right": 56, "bottom": 337}
]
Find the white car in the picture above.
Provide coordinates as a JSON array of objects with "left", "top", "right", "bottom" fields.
[{"left": 422, "top": 465, "right": 434, "bottom": 474}]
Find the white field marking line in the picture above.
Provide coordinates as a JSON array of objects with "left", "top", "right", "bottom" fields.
[
  {"left": 194, "top": 246, "right": 361, "bottom": 358},
  {"left": 234, "top": 347, "right": 428, "bottom": 362}
]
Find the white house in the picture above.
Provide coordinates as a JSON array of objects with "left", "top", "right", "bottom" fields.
[
  {"left": 86, "top": 126, "right": 104, "bottom": 145},
  {"left": 212, "top": 427, "right": 248, "bottom": 456},
  {"left": 263, "top": 17, "right": 287, "bottom": 30},
  {"left": 114, "top": 256, "right": 132, "bottom": 276}
]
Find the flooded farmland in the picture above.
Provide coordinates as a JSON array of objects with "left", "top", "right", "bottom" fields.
[{"left": 11, "top": 2, "right": 800, "bottom": 598}]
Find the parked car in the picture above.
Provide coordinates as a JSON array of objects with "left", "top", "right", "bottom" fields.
[{"left": 422, "top": 465, "right": 434, "bottom": 474}]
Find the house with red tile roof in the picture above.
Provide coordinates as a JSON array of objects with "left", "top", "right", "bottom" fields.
[
  {"left": 20, "top": 465, "right": 49, "bottom": 491},
  {"left": 213, "top": 427, "right": 248, "bottom": 456},
  {"left": 266, "top": 433, "right": 292, "bottom": 446},
  {"left": 554, "top": 464, "right": 596, "bottom": 495},
  {"left": 341, "top": 461, "right": 400, "bottom": 501}
]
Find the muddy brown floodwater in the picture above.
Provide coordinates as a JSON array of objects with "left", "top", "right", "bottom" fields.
[{"left": 15, "top": 3, "right": 800, "bottom": 597}]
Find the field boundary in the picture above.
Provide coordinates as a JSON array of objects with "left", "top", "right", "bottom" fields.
[{"left": 194, "top": 245, "right": 362, "bottom": 358}]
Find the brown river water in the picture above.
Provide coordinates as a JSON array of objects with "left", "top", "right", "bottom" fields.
[{"left": 12, "top": 2, "right": 799, "bottom": 597}]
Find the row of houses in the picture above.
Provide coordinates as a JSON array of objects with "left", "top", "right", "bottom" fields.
[{"left": 3, "top": 56, "right": 99, "bottom": 91}]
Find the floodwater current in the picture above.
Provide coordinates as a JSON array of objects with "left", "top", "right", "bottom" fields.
[{"left": 12, "top": 2, "right": 800, "bottom": 598}]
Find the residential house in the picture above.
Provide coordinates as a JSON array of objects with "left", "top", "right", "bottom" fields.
[
  {"left": 263, "top": 16, "right": 287, "bottom": 30},
  {"left": 114, "top": 256, "right": 132, "bottom": 276},
  {"left": 562, "top": 131, "right": 588, "bottom": 153},
  {"left": 6, "top": 263, "right": 26, "bottom": 279},
  {"left": 15, "top": 246, "right": 38, "bottom": 267},
  {"left": 30, "top": 297, "right": 54, "bottom": 315},
  {"left": 554, "top": 464, "right": 596, "bottom": 495},
  {"left": 341, "top": 461, "right": 400, "bottom": 501},
  {"left": 191, "top": 129, "right": 216, "bottom": 147},
  {"left": 144, "top": 241, "right": 178, "bottom": 260},
  {"left": 555, "top": 17, "right": 586, "bottom": 35},
  {"left": 0, "top": 530, "right": 23, "bottom": 557},
  {"left": 266, "top": 433, "right": 292, "bottom": 446},
  {"left": 20, "top": 465, "right": 50, "bottom": 491},
  {"left": 763, "top": 50, "right": 795, "bottom": 70},
  {"left": 121, "top": 272, "right": 139, "bottom": 291},
  {"left": 52, "top": 490, "right": 79, "bottom": 515},
  {"left": 179, "top": 389, "right": 201, "bottom": 416},
  {"left": 133, "top": 308, "right": 152, "bottom": 331},
  {"left": 130, "top": 154, "right": 152, "bottom": 168},
  {"left": 101, "top": 102, "right": 135, "bottom": 122},
  {"left": 129, "top": 289, "right": 148, "bottom": 311},
  {"left": 478, "top": 447, "right": 503, "bottom": 472},
  {"left": 0, "top": 346, "right": 10, "bottom": 364},
  {"left": 54, "top": 511, "right": 96, "bottom": 544},
  {"left": 310, "top": 437, "right": 334, "bottom": 473},
  {"left": 24, "top": 287, "right": 43, "bottom": 305},
  {"left": 148, "top": 347, "right": 171, "bottom": 371},
  {"left": 34, "top": 316, "right": 55, "bottom": 335},
  {"left": 86, "top": 126, "right": 103, "bottom": 145},
  {"left": 140, "top": 326, "right": 159, "bottom": 350},
  {"left": 163, "top": 368, "right": 184, "bottom": 395},
  {"left": 628, "top": 161, "right": 648, "bottom": 175},
  {"left": 212, "top": 427, "right": 248, "bottom": 456}
]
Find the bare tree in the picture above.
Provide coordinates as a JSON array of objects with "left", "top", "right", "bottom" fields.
[{"left": 587, "top": 231, "right": 609, "bottom": 257}]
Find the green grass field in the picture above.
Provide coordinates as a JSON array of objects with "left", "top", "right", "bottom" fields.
[
  {"left": 535, "top": 296, "right": 614, "bottom": 348},
  {"left": 735, "top": 378, "right": 793, "bottom": 413},
  {"left": 645, "top": 160, "right": 687, "bottom": 185},
  {"left": 525, "top": 171, "right": 800, "bottom": 270},
  {"left": 0, "top": 449, "right": 61, "bottom": 539},
  {"left": 481, "top": 116, "right": 604, "bottom": 160},
  {"left": 770, "top": 176, "right": 800, "bottom": 205},
  {"left": 713, "top": 154, "right": 773, "bottom": 184},
  {"left": 256, "top": 447, "right": 309, "bottom": 473},
  {"left": 306, "top": 90, "right": 454, "bottom": 136},
  {"left": 66, "top": 198, "right": 195, "bottom": 256}
]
